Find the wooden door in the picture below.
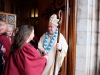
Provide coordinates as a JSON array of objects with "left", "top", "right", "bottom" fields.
[
  {"left": 67, "top": 0, "right": 77, "bottom": 75},
  {"left": 38, "top": 0, "right": 69, "bottom": 75},
  {"left": 38, "top": 0, "right": 68, "bottom": 39},
  {"left": 38, "top": 0, "right": 77, "bottom": 75}
]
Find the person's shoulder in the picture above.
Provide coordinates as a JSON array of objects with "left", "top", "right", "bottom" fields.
[
  {"left": 60, "top": 33, "right": 66, "bottom": 40},
  {"left": 60, "top": 33, "right": 64, "bottom": 37},
  {"left": 11, "top": 36, "right": 14, "bottom": 39},
  {"left": 21, "top": 42, "right": 37, "bottom": 54},
  {"left": 40, "top": 33, "right": 46, "bottom": 38},
  {"left": 0, "top": 34, "right": 6, "bottom": 37},
  {"left": 21, "top": 43, "right": 31, "bottom": 51},
  {"left": 0, "top": 34, "right": 7, "bottom": 39},
  {"left": 42, "top": 33, "right": 46, "bottom": 36},
  {"left": 22, "top": 42, "right": 31, "bottom": 48},
  {"left": 33, "top": 35, "right": 39, "bottom": 41},
  {"left": 21, "top": 42, "right": 35, "bottom": 50},
  {"left": 11, "top": 35, "right": 14, "bottom": 37}
]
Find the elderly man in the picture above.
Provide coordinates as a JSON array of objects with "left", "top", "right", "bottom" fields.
[
  {"left": 38, "top": 14, "right": 68, "bottom": 75},
  {"left": 0, "top": 23, "right": 14, "bottom": 62},
  {"left": 6, "top": 24, "right": 14, "bottom": 44},
  {"left": 0, "top": 21, "right": 6, "bottom": 75}
]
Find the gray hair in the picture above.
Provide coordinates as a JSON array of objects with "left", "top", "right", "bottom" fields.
[
  {"left": 7, "top": 24, "right": 14, "bottom": 31},
  {"left": 0, "top": 24, "right": 3, "bottom": 27},
  {"left": 0, "top": 24, "right": 6, "bottom": 29}
]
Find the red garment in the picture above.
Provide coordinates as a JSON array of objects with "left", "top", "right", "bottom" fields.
[
  {"left": 4, "top": 43, "right": 47, "bottom": 75},
  {"left": 0, "top": 35, "right": 13, "bottom": 61},
  {"left": 33, "top": 36, "right": 39, "bottom": 49},
  {"left": 8, "top": 36, "right": 14, "bottom": 44},
  {"left": 33, "top": 36, "right": 39, "bottom": 43}
]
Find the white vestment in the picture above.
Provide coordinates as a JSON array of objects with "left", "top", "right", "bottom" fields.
[{"left": 38, "top": 33, "right": 68, "bottom": 75}]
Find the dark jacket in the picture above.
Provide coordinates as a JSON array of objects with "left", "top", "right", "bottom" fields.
[{"left": 0, "top": 41, "right": 3, "bottom": 65}]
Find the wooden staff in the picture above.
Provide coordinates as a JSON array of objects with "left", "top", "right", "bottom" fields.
[{"left": 53, "top": 10, "right": 63, "bottom": 75}]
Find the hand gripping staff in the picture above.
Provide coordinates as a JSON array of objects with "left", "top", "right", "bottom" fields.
[{"left": 53, "top": 10, "right": 63, "bottom": 75}]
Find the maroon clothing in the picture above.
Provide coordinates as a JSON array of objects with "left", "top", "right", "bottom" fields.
[
  {"left": 7, "top": 36, "right": 14, "bottom": 44},
  {"left": 11, "top": 36, "right": 14, "bottom": 43},
  {"left": 33, "top": 36, "right": 39, "bottom": 43},
  {"left": 4, "top": 43, "right": 47, "bottom": 75},
  {"left": 0, "top": 35, "right": 12, "bottom": 61},
  {"left": 31, "top": 36, "right": 39, "bottom": 49}
]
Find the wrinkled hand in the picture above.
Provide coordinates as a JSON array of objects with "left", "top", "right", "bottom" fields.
[
  {"left": 56, "top": 43, "right": 61, "bottom": 50},
  {"left": 1, "top": 45, "right": 6, "bottom": 53}
]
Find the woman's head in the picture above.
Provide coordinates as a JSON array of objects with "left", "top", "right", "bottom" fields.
[
  {"left": 10, "top": 25, "right": 34, "bottom": 56},
  {"left": 15, "top": 25, "right": 34, "bottom": 44}
]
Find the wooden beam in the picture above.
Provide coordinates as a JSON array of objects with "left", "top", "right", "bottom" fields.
[{"left": 67, "top": 0, "right": 77, "bottom": 75}]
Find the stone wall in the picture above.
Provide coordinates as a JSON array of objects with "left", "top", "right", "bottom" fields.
[{"left": 76, "top": 0, "right": 98, "bottom": 75}]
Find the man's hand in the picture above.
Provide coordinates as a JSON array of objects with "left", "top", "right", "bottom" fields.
[{"left": 56, "top": 43, "right": 61, "bottom": 50}]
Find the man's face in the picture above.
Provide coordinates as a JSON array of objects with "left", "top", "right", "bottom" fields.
[
  {"left": 48, "top": 22, "right": 57, "bottom": 35},
  {"left": 6, "top": 27, "right": 13, "bottom": 36}
]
